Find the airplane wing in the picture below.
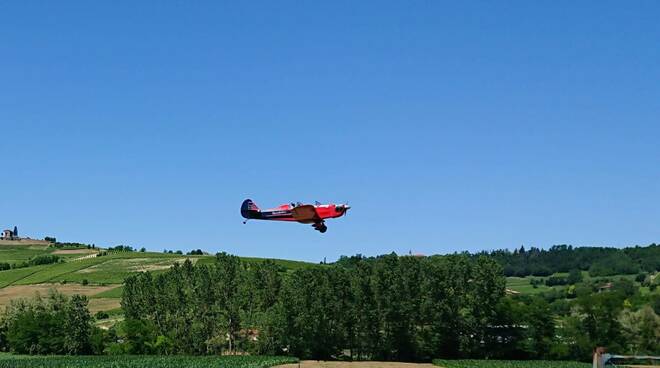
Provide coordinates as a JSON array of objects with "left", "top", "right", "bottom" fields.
[{"left": 291, "top": 205, "right": 321, "bottom": 223}]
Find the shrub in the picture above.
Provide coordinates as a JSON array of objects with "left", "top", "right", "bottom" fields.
[
  {"left": 546, "top": 276, "right": 569, "bottom": 286},
  {"left": 95, "top": 311, "right": 110, "bottom": 320},
  {"left": 29, "top": 254, "right": 61, "bottom": 266},
  {"left": 1, "top": 291, "right": 96, "bottom": 354}
]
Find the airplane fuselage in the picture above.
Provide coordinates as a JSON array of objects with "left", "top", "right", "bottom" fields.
[{"left": 241, "top": 199, "right": 350, "bottom": 233}]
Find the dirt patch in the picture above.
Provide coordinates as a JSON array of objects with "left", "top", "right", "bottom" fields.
[
  {"left": 0, "top": 284, "right": 117, "bottom": 310},
  {"left": 52, "top": 249, "right": 97, "bottom": 255},
  {"left": 0, "top": 239, "right": 51, "bottom": 247},
  {"left": 130, "top": 257, "right": 196, "bottom": 272},
  {"left": 88, "top": 298, "right": 121, "bottom": 313},
  {"left": 96, "top": 316, "right": 124, "bottom": 330},
  {"left": 76, "top": 257, "right": 195, "bottom": 274},
  {"left": 276, "top": 362, "right": 435, "bottom": 368}
]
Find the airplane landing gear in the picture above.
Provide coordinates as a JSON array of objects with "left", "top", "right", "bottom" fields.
[{"left": 313, "top": 222, "right": 327, "bottom": 233}]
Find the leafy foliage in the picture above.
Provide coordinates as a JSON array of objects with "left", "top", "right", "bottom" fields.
[
  {"left": 0, "top": 291, "right": 97, "bottom": 354},
  {"left": 478, "top": 244, "right": 659, "bottom": 277},
  {"left": 28, "top": 255, "right": 61, "bottom": 266},
  {"left": 122, "top": 253, "right": 505, "bottom": 360},
  {"left": 433, "top": 360, "right": 590, "bottom": 368},
  {"left": 0, "top": 355, "right": 297, "bottom": 368}
]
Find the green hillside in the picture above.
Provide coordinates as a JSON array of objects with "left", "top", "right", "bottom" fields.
[{"left": 0, "top": 241, "right": 315, "bottom": 314}]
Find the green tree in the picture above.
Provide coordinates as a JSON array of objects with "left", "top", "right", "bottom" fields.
[
  {"left": 1, "top": 291, "right": 98, "bottom": 355},
  {"left": 567, "top": 269, "right": 583, "bottom": 284},
  {"left": 618, "top": 306, "right": 660, "bottom": 355},
  {"left": 63, "top": 294, "right": 93, "bottom": 354},
  {"left": 522, "top": 297, "right": 555, "bottom": 358}
]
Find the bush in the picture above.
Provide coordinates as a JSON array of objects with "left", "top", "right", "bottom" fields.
[
  {"left": 53, "top": 242, "right": 92, "bottom": 249},
  {"left": 1, "top": 291, "right": 97, "bottom": 354},
  {"left": 107, "top": 245, "right": 134, "bottom": 252},
  {"left": 95, "top": 311, "right": 110, "bottom": 320},
  {"left": 567, "top": 269, "right": 583, "bottom": 284},
  {"left": 531, "top": 266, "right": 553, "bottom": 277},
  {"left": 29, "top": 254, "right": 61, "bottom": 266},
  {"left": 545, "top": 276, "right": 569, "bottom": 286}
]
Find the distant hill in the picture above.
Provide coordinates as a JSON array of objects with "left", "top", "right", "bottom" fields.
[
  {"left": 0, "top": 238, "right": 52, "bottom": 246},
  {"left": 334, "top": 244, "right": 660, "bottom": 277},
  {"left": 0, "top": 242, "right": 315, "bottom": 314},
  {"left": 478, "top": 243, "right": 660, "bottom": 277}
]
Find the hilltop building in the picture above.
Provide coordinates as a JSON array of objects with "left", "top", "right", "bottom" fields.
[{"left": 1, "top": 226, "right": 19, "bottom": 240}]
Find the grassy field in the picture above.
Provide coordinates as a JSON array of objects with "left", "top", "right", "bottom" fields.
[
  {"left": 505, "top": 277, "right": 551, "bottom": 294},
  {"left": 0, "top": 355, "right": 298, "bottom": 368},
  {"left": 279, "top": 362, "right": 435, "bottom": 368},
  {"left": 90, "top": 285, "right": 123, "bottom": 298},
  {"left": 433, "top": 359, "right": 591, "bottom": 368},
  {"left": 0, "top": 267, "right": 46, "bottom": 288},
  {"left": 506, "top": 271, "right": 656, "bottom": 294},
  {"left": 0, "top": 252, "right": 203, "bottom": 286},
  {"left": 0, "top": 244, "right": 316, "bottom": 316},
  {"left": 0, "top": 244, "right": 52, "bottom": 264},
  {"left": 0, "top": 284, "right": 120, "bottom": 312},
  {"left": 3, "top": 254, "right": 314, "bottom": 286}
]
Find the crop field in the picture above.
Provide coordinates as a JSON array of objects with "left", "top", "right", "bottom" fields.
[
  {"left": 88, "top": 297, "right": 122, "bottom": 313},
  {"left": 90, "top": 285, "right": 123, "bottom": 298},
  {"left": 505, "top": 271, "right": 653, "bottom": 295},
  {"left": 51, "top": 248, "right": 97, "bottom": 255},
  {"left": 0, "top": 267, "right": 44, "bottom": 288},
  {"left": 0, "top": 245, "right": 317, "bottom": 318},
  {"left": 1, "top": 252, "right": 314, "bottom": 289},
  {"left": 0, "top": 245, "right": 51, "bottom": 264},
  {"left": 505, "top": 277, "right": 551, "bottom": 294},
  {"left": 0, "top": 284, "right": 117, "bottom": 310},
  {"left": 0, "top": 355, "right": 298, "bottom": 368},
  {"left": 433, "top": 360, "right": 591, "bottom": 368},
  {"left": 0, "top": 253, "right": 204, "bottom": 286},
  {"left": 278, "top": 362, "right": 435, "bottom": 368}
]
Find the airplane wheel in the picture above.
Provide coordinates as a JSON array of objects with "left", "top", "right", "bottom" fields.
[{"left": 313, "top": 223, "right": 327, "bottom": 233}]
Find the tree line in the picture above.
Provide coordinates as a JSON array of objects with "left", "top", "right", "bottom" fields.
[
  {"left": 120, "top": 251, "right": 660, "bottom": 361},
  {"left": 1, "top": 250, "right": 658, "bottom": 360},
  {"left": 464, "top": 244, "right": 660, "bottom": 277},
  {"left": 0, "top": 254, "right": 62, "bottom": 271},
  {"left": 493, "top": 278, "right": 660, "bottom": 360},
  {"left": 119, "top": 253, "right": 505, "bottom": 361}
]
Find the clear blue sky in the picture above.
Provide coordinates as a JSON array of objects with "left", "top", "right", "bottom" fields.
[{"left": 1, "top": 1, "right": 659, "bottom": 262}]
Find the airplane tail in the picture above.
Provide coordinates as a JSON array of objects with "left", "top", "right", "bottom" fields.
[{"left": 241, "top": 199, "right": 261, "bottom": 219}]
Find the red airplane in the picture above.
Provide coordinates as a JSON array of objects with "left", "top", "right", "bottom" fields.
[{"left": 241, "top": 199, "right": 350, "bottom": 233}]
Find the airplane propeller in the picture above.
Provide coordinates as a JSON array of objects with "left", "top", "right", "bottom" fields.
[{"left": 336, "top": 203, "right": 351, "bottom": 215}]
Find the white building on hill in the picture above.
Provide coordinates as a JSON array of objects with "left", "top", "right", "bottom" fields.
[{"left": 1, "top": 226, "right": 19, "bottom": 240}]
